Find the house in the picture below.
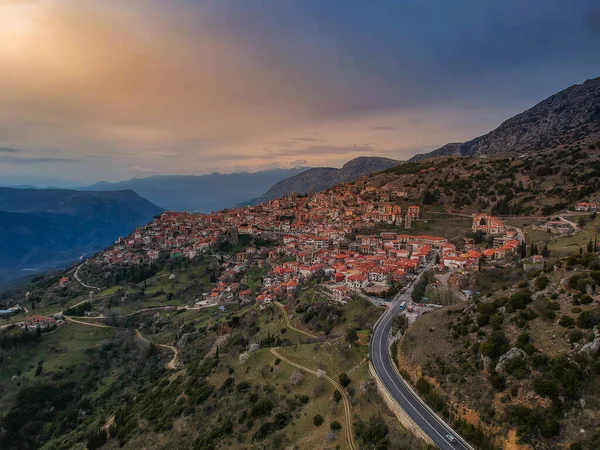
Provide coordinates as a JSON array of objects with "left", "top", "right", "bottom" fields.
[
  {"left": 332, "top": 286, "right": 350, "bottom": 303},
  {"left": 346, "top": 274, "right": 368, "bottom": 291},
  {"left": 239, "top": 289, "right": 252, "bottom": 300},
  {"left": 482, "top": 248, "right": 496, "bottom": 260},
  {"left": 407, "top": 206, "right": 420, "bottom": 218},
  {"left": 281, "top": 279, "right": 298, "bottom": 293},
  {"left": 59, "top": 277, "right": 70, "bottom": 288},
  {"left": 24, "top": 315, "right": 57, "bottom": 329},
  {"left": 575, "top": 202, "right": 598, "bottom": 212},
  {"left": 472, "top": 214, "right": 505, "bottom": 235}
]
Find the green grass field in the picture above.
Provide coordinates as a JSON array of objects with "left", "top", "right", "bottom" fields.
[
  {"left": 411, "top": 213, "right": 472, "bottom": 240},
  {"left": 548, "top": 215, "right": 600, "bottom": 257},
  {"left": 0, "top": 322, "right": 115, "bottom": 381}
]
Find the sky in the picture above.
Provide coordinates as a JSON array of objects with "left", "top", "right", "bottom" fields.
[{"left": 0, "top": 0, "right": 599, "bottom": 185}]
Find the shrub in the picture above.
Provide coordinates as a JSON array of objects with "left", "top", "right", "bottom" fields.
[
  {"left": 250, "top": 399, "right": 274, "bottom": 418},
  {"left": 333, "top": 390, "right": 342, "bottom": 403},
  {"left": 354, "top": 416, "right": 389, "bottom": 448},
  {"left": 539, "top": 418, "right": 560, "bottom": 438},
  {"left": 558, "top": 315, "right": 575, "bottom": 328},
  {"left": 490, "top": 372, "right": 506, "bottom": 391},
  {"left": 330, "top": 421, "right": 342, "bottom": 431},
  {"left": 576, "top": 310, "right": 600, "bottom": 329},
  {"left": 480, "top": 331, "right": 509, "bottom": 359},
  {"left": 508, "top": 291, "right": 532, "bottom": 310},
  {"left": 532, "top": 375, "right": 559, "bottom": 399},
  {"left": 236, "top": 381, "right": 251, "bottom": 393},
  {"left": 504, "top": 357, "right": 529, "bottom": 379},
  {"left": 569, "top": 329, "right": 583, "bottom": 343},
  {"left": 339, "top": 373, "right": 351, "bottom": 387},
  {"left": 535, "top": 276, "right": 549, "bottom": 291}
]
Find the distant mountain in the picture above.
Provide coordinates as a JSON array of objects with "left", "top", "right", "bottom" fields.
[
  {"left": 410, "top": 76, "right": 600, "bottom": 160},
  {"left": 0, "top": 188, "right": 163, "bottom": 284},
  {"left": 252, "top": 156, "right": 400, "bottom": 204},
  {"left": 81, "top": 168, "right": 308, "bottom": 212}
]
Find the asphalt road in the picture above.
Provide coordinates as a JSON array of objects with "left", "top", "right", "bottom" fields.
[{"left": 369, "top": 256, "right": 473, "bottom": 450}]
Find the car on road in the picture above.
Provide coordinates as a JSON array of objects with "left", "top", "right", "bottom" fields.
[{"left": 446, "top": 434, "right": 456, "bottom": 443}]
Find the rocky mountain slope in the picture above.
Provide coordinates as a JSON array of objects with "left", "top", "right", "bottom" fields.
[
  {"left": 252, "top": 156, "right": 400, "bottom": 204},
  {"left": 82, "top": 168, "right": 307, "bottom": 212},
  {"left": 0, "top": 188, "right": 163, "bottom": 284},
  {"left": 411, "top": 76, "right": 600, "bottom": 160}
]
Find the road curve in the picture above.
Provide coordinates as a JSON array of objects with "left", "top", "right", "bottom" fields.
[
  {"left": 74, "top": 262, "right": 101, "bottom": 292},
  {"left": 275, "top": 302, "right": 317, "bottom": 338},
  {"left": 270, "top": 348, "right": 357, "bottom": 450},
  {"left": 369, "top": 256, "right": 474, "bottom": 450},
  {"left": 66, "top": 317, "right": 179, "bottom": 370}
]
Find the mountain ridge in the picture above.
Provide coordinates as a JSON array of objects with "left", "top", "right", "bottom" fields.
[
  {"left": 0, "top": 188, "right": 163, "bottom": 284},
  {"left": 410, "top": 76, "right": 600, "bottom": 161},
  {"left": 80, "top": 168, "right": 308, "bottom": 212},
  {"left": 251, "top": 156, "right": 400, "bottom": 204}
]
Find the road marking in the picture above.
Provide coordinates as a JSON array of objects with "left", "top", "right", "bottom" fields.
[{"left": 369, "top": 256, "right": 471, "bottom": 450}]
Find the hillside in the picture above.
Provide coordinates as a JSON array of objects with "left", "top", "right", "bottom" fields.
[
  {"left": 411, "top": 76, "right": 600, "bottom": 160},
  {"left": 82, "top": 168, "right": 307, "bottom": 212},
  {"left": 0, "top": 251, "right": 428, "bottom": 450},
  {"left": 0, "top": 188, "right": 163, "bottom": 284},
  {"left": 355, "top": 141, "right": 600, "bottom": 219},
  {"left": 398, "top": 245, "right": 600, "bottom": 450},
  {"left": 252, "top": 156, "right": 400, "bottom": 203}
]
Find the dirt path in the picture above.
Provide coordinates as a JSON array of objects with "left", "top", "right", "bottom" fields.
[
  {"left": 74, "top": 262, "right": 101, "bottom": 292},
  {"left": 270, "top": 348, "right": 357, "bottom": 450},
  {"left": 275, "top": 302, "right": 317, "bottom": 338},
  {"left": 66, "top": 317, "right": 179, "bottom": 370},
  {"left": 65, "top": 316, "right": 112, "bottom": 328},
  {"left": 133, "top": 329, "right": 179, "bottom": 369}
]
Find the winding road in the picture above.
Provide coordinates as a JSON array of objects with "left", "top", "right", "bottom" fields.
[
  {"left": 65, "top": 316, "right": 179, "bottom": 370},
  {"left": 275, "top": 302, "right": 317, "bottom": 338},
  {"left": 270, "top": 348, "right": 357, "bottom": 450},
  {"left": 369, "top": 255, "right": 474, "bottom": 450},
  {"left": 74, "top": 262, "right": 102, "bottom": 292}
]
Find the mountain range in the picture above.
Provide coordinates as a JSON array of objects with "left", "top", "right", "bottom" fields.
[
  {"left": 0, "top": 188, "right": 163, "bottom": 285},
  {"left": 411, "top": 76, "right": 600, "bottom": 160},
  {"left": 248, "top": 156, "right": 400, "bottom": 204},
  {"left": 81, "top": 168, "right": 307, "bottom": 212}
]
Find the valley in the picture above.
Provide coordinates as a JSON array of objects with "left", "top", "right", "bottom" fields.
[{"left": 1, "top": 76, "right": 600, "bottom": 450}]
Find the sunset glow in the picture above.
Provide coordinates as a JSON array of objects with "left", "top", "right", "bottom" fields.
[{"left": 0, "top": 0, "right": 598, "bottom": 184}]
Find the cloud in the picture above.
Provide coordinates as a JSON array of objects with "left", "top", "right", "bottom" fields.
[
  {"left": 290, "top": 137, "right": 324, "bottom": 143},
  {"left": 131, "top": 165, "right": 158, "bottom": 173},
  {"left": 0, "top": 1, "right": 599, "bottom": 181},
  {"left": 0, "top": 147, "right": 22, "bottom": 153},
  {"left": 268, "top": 144, "right": 374, "bottom": 158},
  {"left": 0, "top": 155, "right": 78, "bottom": 164},
  {"left": 371, "top": 126, "right": 397, "bottom": 131}
]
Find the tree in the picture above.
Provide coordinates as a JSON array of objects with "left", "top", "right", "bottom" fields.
[
  {"left": 338, "top": 372, "right": 351, "bottom": 387},
  {"left": 330, "top": 421, "right": 342, "bottom": 431},
  {"left": 529, "top": 243, "right": 538, "bottom": 256},
  {"left": 577, "top": 216, "right": 586, "bottom": 228},
  {"left": 346, "top": 328, "right": 358, "bottom": 344},
  {"left": 333, "top": 390, "right": 342, "bottom": 403},
  {"left": 518, "top": 241, "right": 527, "bottom": 259},
  {"left": 290, "top": 370, "right": 305, "bottom": 386},
  {"left": 313, "top": 415, "right": 324, "bottom": 426},
  {"left": 541, "top": 243, "right": 550, "bottom": 257},
  {"left": 587, "top": 239, "right": 595, "bottom": 253}
]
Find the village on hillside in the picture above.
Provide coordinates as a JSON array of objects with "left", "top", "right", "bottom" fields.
[
  {"left": 2, "top": 172, "right": 555, "bottom": 334},
  {"left": 90, "top": 180, "right": 527, "bottom": 310}
]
